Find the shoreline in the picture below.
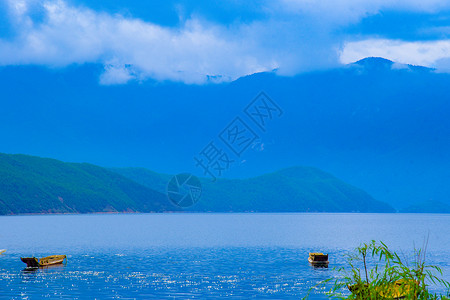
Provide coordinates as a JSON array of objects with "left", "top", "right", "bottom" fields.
[{"left": 1, "top": 211, "right": 450, "bottom": 217}]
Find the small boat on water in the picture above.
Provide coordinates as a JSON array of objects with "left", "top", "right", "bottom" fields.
[
  {"left": 308, "top": 252, "right": 329, "bottom": 267},
  {"left": 21, "top": 255, "right": 67, "bottom": 268},
  {"left": 0, "top": 249, "right": 6, "bottom": 254}
]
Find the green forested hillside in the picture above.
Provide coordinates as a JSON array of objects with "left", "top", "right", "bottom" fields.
[
  {"left": 0, "top": 153, "right": 176, "bottom": 215},
  {"left": 109, "top": 167, "right": 172, "bottom": 195},
  {"left": 113, "top": 166, "right": 395, "bottom": 212},
  {"left": 0, "top": 153, "right": 395, "bottom": 215}
]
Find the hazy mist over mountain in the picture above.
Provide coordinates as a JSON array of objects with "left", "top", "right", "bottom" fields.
[{"left": 0, "top": 57, "right": 449, "bottom": 210}]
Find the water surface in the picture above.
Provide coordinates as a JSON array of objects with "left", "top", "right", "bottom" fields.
[{"left": 1, "top": 213, "right": 449, "bottom": 298}]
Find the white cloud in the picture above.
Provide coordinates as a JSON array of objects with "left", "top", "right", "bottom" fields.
[
  {"left": 0, "top": 0, "right": 280, "bottom": 84},
  {"left": 340, "top": 39, "right": 450, "bottom": 69},
  {"left": 99, "top": 63, "right": 135, "bottom": 85},
  {"left": 2, "top": 0, "right": 450, "bottom": 84}
]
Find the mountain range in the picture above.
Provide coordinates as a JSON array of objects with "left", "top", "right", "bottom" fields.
[
  {"left": 113, "top": 166, "right": 395, "bottom": 212},
  {"left": 0, "top": 153, "right": 394, "bottom": 214},
  {"left": 1, "top": 57, "right": 450, "bottom": 210}
]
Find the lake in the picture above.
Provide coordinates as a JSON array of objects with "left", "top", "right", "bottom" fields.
[{"left": 1, "top": 213, "right": 449, "bottom": 299}]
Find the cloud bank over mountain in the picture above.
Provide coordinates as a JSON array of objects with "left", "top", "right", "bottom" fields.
[{"left": 1, "top": 0, "right": 450, "bottom": 84}]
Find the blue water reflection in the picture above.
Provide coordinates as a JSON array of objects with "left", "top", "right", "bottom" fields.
[{"left": 0, "top": 213, "right": 449, "bottom": 298}]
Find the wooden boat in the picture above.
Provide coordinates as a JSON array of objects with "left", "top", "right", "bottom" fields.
[
  {"left": 348, "top": 279, "right": 418, "bottom": 299},
  {"left": 308, "top": 252, "right": 329, "bottom": 267},
  {"left": 21, "top": 255, "right": 66, "bottom": 268},
  {"left": 0, "top": 249, "right": 6, "bottom": 254}
]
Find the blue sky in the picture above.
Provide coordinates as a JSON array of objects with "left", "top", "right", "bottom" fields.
[{"left": 1, "top": 0, "right": 450, "bottom": 84}]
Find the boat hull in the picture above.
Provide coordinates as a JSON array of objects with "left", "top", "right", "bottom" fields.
[
  {"left": 39, "top": 255, "right": 66, "bottom": 266},
  {"left": 308, "top": 257, "right": 329, "bottom": 267},
  {"left": 21, "top": 255, "right": 66, "bottom": 268},
  {"left": 308, "top": 252, "right": 329, "bottom": 267},
  {"left": 21, "top": 257, "right": 41, "bottom": 268}
]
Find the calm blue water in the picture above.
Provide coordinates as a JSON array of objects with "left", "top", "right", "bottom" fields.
[{"left": 0, "top": 213, "right": 449, "bottom": 299}]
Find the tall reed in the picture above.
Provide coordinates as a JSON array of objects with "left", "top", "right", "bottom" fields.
[{"left": 308, "top": 240, "right": 450, "bottom": 299}]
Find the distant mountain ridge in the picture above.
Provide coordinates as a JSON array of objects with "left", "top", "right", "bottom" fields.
[
  {"left": 0, "top": 153, "right": 395, "bottom": 214},
  {"left": 352, "top": 57, "right": 433, "bottom": 72},
  {"left": 112, "top": 166, "right": 396, "bottom": 213}
]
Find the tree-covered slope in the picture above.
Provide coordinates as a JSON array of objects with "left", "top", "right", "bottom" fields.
[
  {"left": 109, "top": 167, "right": 172, "bottom": 195},
  {"left": 0, "top": 153, "right": 176, "bottom": 215},
  {"left": 113, "top": 166, "right": 395, "bottom": 212},
  {"left": 0, "top": 153, "right": 395, "bottom": 214}
]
